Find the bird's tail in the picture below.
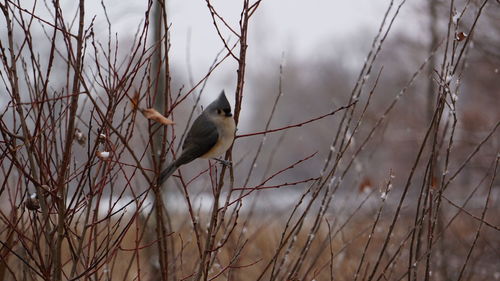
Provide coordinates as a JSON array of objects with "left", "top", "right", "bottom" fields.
[{"left": 158, "top": 162, "right": 178, "bottom": 185}]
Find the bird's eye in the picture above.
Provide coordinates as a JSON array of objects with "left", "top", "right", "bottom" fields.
[{"left": 216, "top": 109, "right": 222, "bottom": 114}]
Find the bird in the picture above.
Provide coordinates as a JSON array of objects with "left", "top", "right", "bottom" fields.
[{"left": 158, "top": 91, "right": 236, "bottom": 185}]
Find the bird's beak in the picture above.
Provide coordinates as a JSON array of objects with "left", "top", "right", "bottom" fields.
[{"left": 225, "top": 112, "right": 233, "bottom": 117}]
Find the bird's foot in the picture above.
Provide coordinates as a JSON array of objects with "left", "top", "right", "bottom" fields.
[{"left": 212, "top": 158, "right": 232, "bottom": 167}]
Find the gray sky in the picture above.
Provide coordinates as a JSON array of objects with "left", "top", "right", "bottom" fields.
[
  {"left": 167, "top": 0, "right": 418, "bottom": 86},
  {"left": 104, "top": 0, "right": 420, "bottom": 95},
  {"left": 1, "top": 0, "right": 421, "bottom": 108}
]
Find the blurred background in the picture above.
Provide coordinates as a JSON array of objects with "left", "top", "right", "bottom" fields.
[
  {"left": 1, "top": 0, "right": 499, "bottom": 280},
  {"left": 145, "top": 0, "right": 500, "bottom": 212},
  {"left": 2, "top": 1, "right": 498, "bottom": 189}
]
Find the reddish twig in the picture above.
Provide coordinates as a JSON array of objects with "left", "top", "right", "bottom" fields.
[{"left": 236, "top": 102, "right": 356, "bottom": 139}]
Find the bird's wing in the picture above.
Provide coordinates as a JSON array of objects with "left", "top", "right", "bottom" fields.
[{"left": 177, "top": 114, "right": 219, "bottom": 165}]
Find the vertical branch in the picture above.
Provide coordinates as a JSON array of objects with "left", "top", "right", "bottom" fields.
[
  {"left": 233, "top": 0, "right": 258, "bottom": 125},
  {"left": 194, "top": 1, "right": 261, "bottom": 280},
  {"left": 426, "top": 0, "right": 439, "bottom": 123},
  {"left": 0, "top": 1, "right": 52, "bottom": 228},
  {"left": 150, "top": 0, "right": 172, "bottom": 280},
  {"left": 53, "top": 0, "right": 86, "bottom": 280}
]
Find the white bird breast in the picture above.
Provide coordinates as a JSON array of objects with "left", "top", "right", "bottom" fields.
[{"left": 201, "top": 116, "right": 236, "bottom": 158}]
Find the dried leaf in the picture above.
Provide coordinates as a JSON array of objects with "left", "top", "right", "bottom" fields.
[
  {"left": 25, "top": 193, "right": 40, "bottom": 211},
  {"left": 131, "top": 91, "right": 140, "bottom": 110},
  {"left": 359, "top": 177, "right": 373, "bottom": 194},
  {"left": 142, "top": 108, "right": 174, "bottom": 125},
  {"left": 74, "top": 128, "right": 86, "bottom": 146},
  {"left": 430, "top": 176, "right": 439, "bottom": 190},
  {"left": 98, "top": 133, "right": 107, "bottom": 144},
  {"left": 455, "top": 31, "right": 467, "bottom": 42},
  {"left": 96, "top": 151, "right": 111, "bottom": 160}
]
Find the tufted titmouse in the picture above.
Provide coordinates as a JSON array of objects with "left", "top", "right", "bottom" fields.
[{"left": 158, "top": 91, "right": 236, "bottom": 185}]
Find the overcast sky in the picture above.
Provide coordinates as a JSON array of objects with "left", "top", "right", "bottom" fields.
[
  {"left": 1, "top": 0, "right": 422, "bottom": 108},
  {"left": 102, "top": 0, "right": 421, "bottom": 96},
  {"left": 169, "top": 0, "right": 419, "bottom": 85}
]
